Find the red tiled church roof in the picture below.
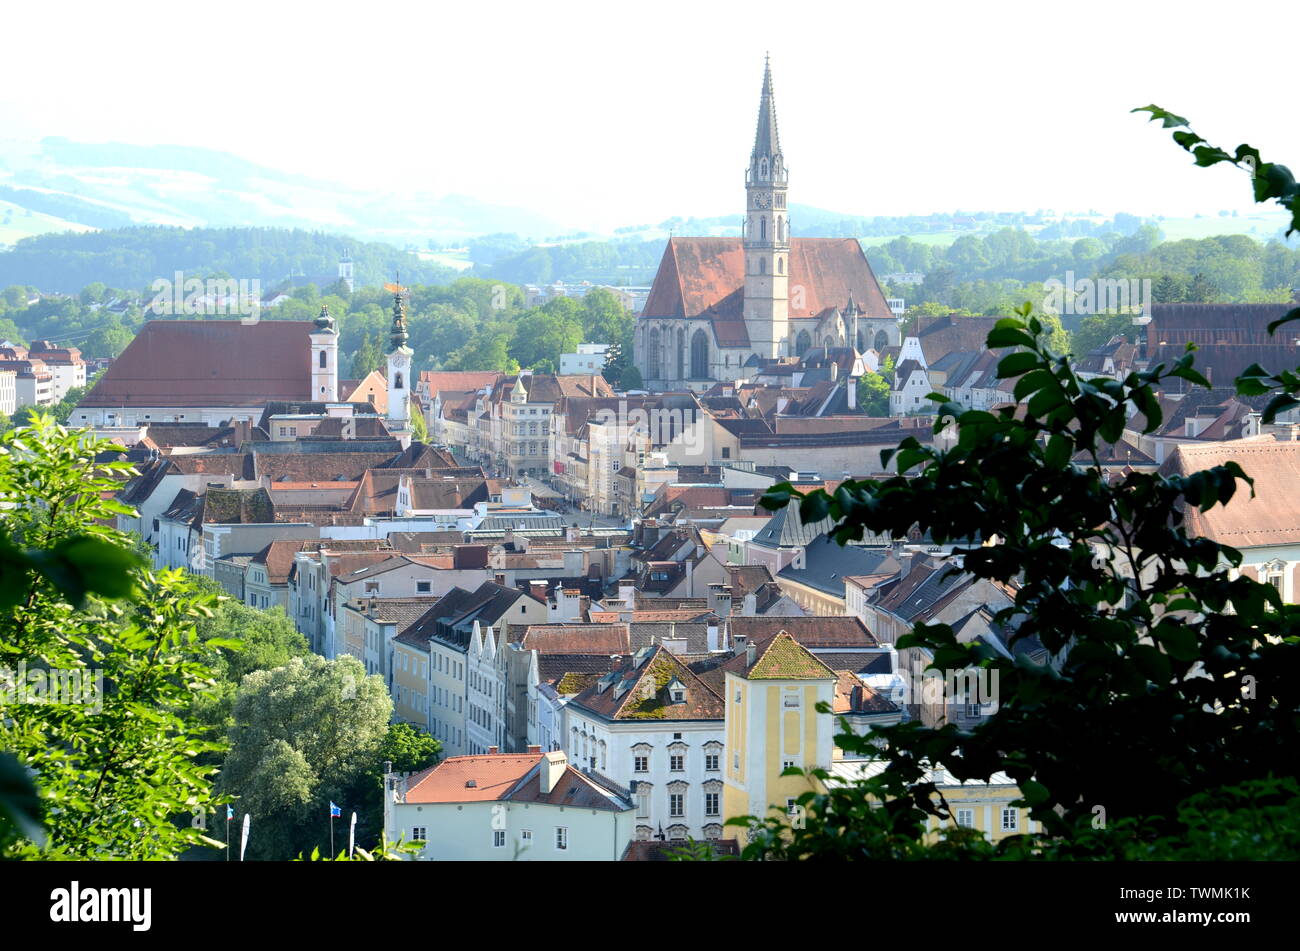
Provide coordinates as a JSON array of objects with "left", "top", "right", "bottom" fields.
[
  {"left": 641, "top": 237, "right": 893, "bottom": 339},
  {"left": 82, "top": 320, "right": 315, "bottom": 408}
]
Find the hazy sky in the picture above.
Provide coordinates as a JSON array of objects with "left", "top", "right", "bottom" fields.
[{"left": 2, "top": 0, "right": 1295, "bottom": 232}]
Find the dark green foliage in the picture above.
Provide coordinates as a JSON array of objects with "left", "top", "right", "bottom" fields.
[
  {"left": 749, "top": 304, "right": 1300, "bottom": 857},
  {"left": 0, "top": 414, "right": 229, "bottom": 858}
]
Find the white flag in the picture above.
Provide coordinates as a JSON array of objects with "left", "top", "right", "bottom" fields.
[
  {"left": 349, "top": 812, "right": 357, "bottom": 858},
  {"left": 240, "top": 813, "right": 251, "bottom": 861}
]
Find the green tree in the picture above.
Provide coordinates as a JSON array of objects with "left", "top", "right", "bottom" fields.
[
  {"left": 747, "top": 306, "right": 1299, "bottom": 857},
  {"left": 0, "top": 415, "right": 229, "bottom": 859},
  {"left": 218, "top": 653, "right": 391, "bottom": 860},
  {"left": 1070, "top": 312, "right": 1136, "bottom": 356}
]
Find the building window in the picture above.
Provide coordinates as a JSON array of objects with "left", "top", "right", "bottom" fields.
[
  {"left": 783, "top": 693, "right": 800, "bottom": 708},
  {"left": 634, "top": 755, "right": 648, "bottom": 772},
  {"left": 412, "top": 827, "right": 427, "bottom": 841},
  {"left": 965, "top": 703, "right": 982, "bottom": 719},
  {"left": 555, "top": 827, "right": 568, "bottom": 851},
  {"left": 705, "top": 792, "right": 719, "bottom": 816},
  {"left": 782, "top": 759, "right": 795, "bottom": 770},
  {"left": 705, "top": 753, "right": 719, "bottom": 771},
  {"left": 956, "top": 809, "right": 975, "bottom": 829},
  {"left": 520, "top": 829, "right": 532, "bottom": 843},
  {"left": 493, "top": 830, "right": 506, "bottom": 848},
  {"left": 417, "top": 581, "right": 432, "bottom": 593},
  {"left": 1001, "top": 808, "right": 1019, "bottom": 832},
  {"left": 670, "top": 754, "right": 684, "bottom": 772},
  {"left": 669, "top": 794, "right": 684, "bottom": 817}
]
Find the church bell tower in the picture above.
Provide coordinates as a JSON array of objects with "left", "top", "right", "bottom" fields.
[
  {"left": 386, "top": 285, "right": 413, "bottom": 444},
  {"left": 743, "top": 54, "right": 790, "bottom": 361}
]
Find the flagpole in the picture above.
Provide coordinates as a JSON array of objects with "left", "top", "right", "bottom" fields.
[{"left": 330, "top": 814, "right": 335, "bottom": 858}]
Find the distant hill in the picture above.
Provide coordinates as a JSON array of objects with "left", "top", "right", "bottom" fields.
[
  {"left": 0, "top": 137, "right": 565, "bottom": 244},
  {"left": 0, "top": 226, "right": 459, "bottom": 294}
]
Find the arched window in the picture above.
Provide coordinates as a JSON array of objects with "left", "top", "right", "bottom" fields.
[
  {"left": 760, "top": 258, "right": 766, "bottom": 275},
  {"left": 319, "top": 350, "right": 327, "bottom": 369},
  {"left": 760, "top": 158, "right": 768, "bottom": 178},
  {"left": 760, "top": 217, "right": 767, "bottom": 241},
  {"left": 777, "top": 257, "right": 784, "bottom": 275},
  {"left": 395, "top": 372, "right": 404, "bottom": 389},
  {"left": 648, "top": 327, "right": 661, "bottom": 379},
  {"left": 795, "top": 330, "right": 811, "bottom": 357},
  {"left": 874, "top": 329, "right": 890, "bottom": 351},
  {"left": 676, "top": 328, "right": 686, "bottom": 380},
  {"left": 690, "top": 329, "right": 710, "bottom": 379}
]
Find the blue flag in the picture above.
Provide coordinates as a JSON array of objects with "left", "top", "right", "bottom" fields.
[
  {"left": 226, "top": 805, "right": 234, "bottom": 822},
  {"left": 329, "top": 802, "right": 341, "bottom": 818}
]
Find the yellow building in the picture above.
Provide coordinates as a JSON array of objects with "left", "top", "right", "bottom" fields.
[
  {"left": 722, "top": 633, "right": 838, "bottom": 844},
  {"left": 720, "top": 630, "right": 1029, "bottom": 848},
  {"left": 827, "top": 760, "right": 1041, "bottom": 844}
]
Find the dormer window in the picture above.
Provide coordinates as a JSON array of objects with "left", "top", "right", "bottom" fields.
[{"left": 667, "top": 678, "right": 687, "bottom": 704}]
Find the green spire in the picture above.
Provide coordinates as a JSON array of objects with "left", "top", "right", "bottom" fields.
[{"left": 390, "top": 288, "right": 409, "bottom": 350}]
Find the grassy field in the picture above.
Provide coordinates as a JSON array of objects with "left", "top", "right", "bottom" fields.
[{"left": 0, "top": 199, "right": 94, "bottom": 247}]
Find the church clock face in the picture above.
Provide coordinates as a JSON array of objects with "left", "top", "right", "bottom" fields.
[
  {"left": 391, "top": 353, "right": 408, "bottom": 369},
  {"left": 754, "top": 193, "right": 771, "bottom": 208}
]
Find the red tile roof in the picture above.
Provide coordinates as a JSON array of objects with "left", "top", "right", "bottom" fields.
[
  {"left": 81, "top": 320, "right": 315, "bottom": 407},
  {"left": 641, "top": 237, "right": 893, "bottom": 329}
]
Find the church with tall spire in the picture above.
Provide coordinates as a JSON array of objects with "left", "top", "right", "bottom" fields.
[{"left": 634, "top": 56, "right": 899, "bottom": 390}]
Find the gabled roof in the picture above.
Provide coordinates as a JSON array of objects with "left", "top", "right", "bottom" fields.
[
  {"left": 739, "top": 631, "right": 837, "bottom": 681},
  {"left": 80, "top": 319, "right": 315, "bottom": 408},
  {"left": 401, "top": 752, "right": 627, "bottom": 811},
  {"left": 517, "top": 623, "right": 630, "bottom": 654},
  {"left": 1159, "top": 439, "right": 1300, "bottom": 547},
  {"left": 570, "top": 645, "right": 724, "bottom": 721},
  {"left": 726, "top": 615, "right": 880, "bottom": 649},
  {"left": 777, "top": 536, "right": 899, "bottom": 596},
  {"left": 640, "top": 237, "right": 892, "bottom": 333}
]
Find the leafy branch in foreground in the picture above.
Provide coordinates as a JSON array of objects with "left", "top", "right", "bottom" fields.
[
  {"left": 751, "top": 305, "right": 1300, "bottom": 856},
  {"left": 0, "top": 414, "right": 230, "bottom": 858}
]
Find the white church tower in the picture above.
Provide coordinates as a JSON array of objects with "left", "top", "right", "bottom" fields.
[
  {"left": 310, "top": 305, "right": 338, "bottom": 401},
  {"left": 743, "top": 54, "right": 790, "bottom": 361},
  {"left": 386, "top": 287, "right": 413, "bottom": 442},
  {"left": 338, "top": 252, "right": 355, "bottom": 293}
]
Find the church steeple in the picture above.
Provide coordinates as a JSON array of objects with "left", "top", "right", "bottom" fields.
[
  {"left": 750, "top": 54, "right": 783, "bottom": 176},
  {"left": 743, "top": 53, "right": 790, "bottom": 361}
]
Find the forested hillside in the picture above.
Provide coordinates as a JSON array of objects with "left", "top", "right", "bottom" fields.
[{"left": 0, "top": 227, "right": 458, "bottom": 293}]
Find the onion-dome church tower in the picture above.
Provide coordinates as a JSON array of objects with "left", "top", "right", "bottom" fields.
[
  {"left": 310, "top": 304, "right": 338, "bottom": 401},
  {"left": 386, "top": 286, "right": 413, "bottom": 441}
]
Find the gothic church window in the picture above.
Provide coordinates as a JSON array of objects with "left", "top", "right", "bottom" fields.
[
  {"left": 648, "top": 328, "right": 661, "bottom": 378},
  {"left": 690, "top": 330, "right": 709, "bottom": 379}
]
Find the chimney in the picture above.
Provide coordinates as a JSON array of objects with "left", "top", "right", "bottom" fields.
[
  {"left": 494, "top": 572, "right": 507, "bottom": 587},
  {"left": 745, "top": 639, "right": 757, "bottom": 667},
  {"left": 742, "top": 591, "right": 757, "bottom": 616},
  {"left": 732, "top": 633, "right": 747, "bottom": 657},
  {"left": 527, "top": 744, "right": 541, "bottom": 754},
  {"left": 540, "top": 750, "right": 567, "bottom": 794},
  {"left": 488, "top": 745, "right": 499, "bottom": 755},
  {"left": 564, "top": 548, "right": 584, "bottom": 577}
]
